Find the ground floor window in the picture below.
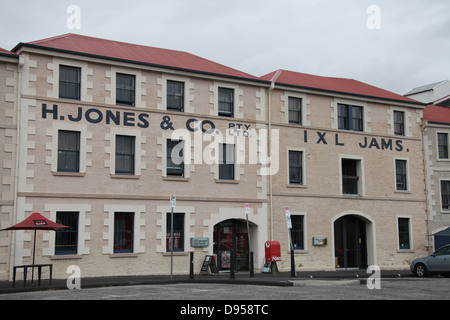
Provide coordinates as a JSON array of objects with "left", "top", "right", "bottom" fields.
[
  {"left": 291, "top": 215, "right": 304, "bottom": 250},
  {"left": 114, "top": 212, "right": 134, "bottom": 253},
  {"left": 166, "top": 212, "right": 185, "bottom": 252},
  {"left": 55, "top": 211, "right": 79, "bottom": 255},
  {"left": 398, "top": 217, "right": 411, "bottom": 250}
]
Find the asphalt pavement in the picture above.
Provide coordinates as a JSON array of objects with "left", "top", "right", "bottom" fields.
[{"left": 0, "top": 268, "right": 413, "bottom": 294}]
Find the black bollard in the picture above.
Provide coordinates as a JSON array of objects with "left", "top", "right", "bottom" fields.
[
  {"left": 230, "top": 250, "right": 235, "bottom": 280},
  {"left": 189, "top": 252, "right": 194, "bottom": 280},
  {"left": 290, "top": 249, "right": 296, "bottom": 277},
  {"left": 250, "top": 251, "right": 254, "bottom": 278}
]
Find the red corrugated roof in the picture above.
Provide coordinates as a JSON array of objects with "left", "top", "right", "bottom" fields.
[
  {"left": 261, "top": 69, "right": 421, "bottom": 104},
  {"left": 423, "top": 105, "right": 450, "bottom": 124},
  {"left": 17, "top": 33, "right": 259, "bottom": 81}
]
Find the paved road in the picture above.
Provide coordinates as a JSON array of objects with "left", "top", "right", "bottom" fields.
[{"left": 1, "top": 277, "right": 449, "bottom": 300}]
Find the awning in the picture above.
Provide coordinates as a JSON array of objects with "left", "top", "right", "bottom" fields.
[{"left": 433, "top": 227, "right": 450, "bottom": 237}]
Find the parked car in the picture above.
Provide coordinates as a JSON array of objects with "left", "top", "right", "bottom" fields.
[{"left": 411, "top": 244, "right": 450, "bottom": 277}]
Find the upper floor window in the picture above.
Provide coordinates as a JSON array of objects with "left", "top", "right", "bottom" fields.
[
  {"left": 342, "top": 159, "right": 360, "bottom": 195},
  {"left": 116, "top": 73, "right": 135, "bottom": 107},
  {"left": 395, "top": 159, "right": 408, "bottom": 191},
  {"left": 289, "top": 150, "right": 303, "bottom": 185},
  {"left": 58, "top": 130, "right": 80, "bottom": 172},
  {"left": 219, "top": 143, "right": 235, "bottom": 180},
  {"left": 115, "top": 135, "right": 135, "bottom": 175},
  {"left": 218, "top": 87, "right": 234, "bottom": 117},
  {"left": 394, "top": 111, "right": 405, "bottom": 136},
  {"left": 438, "top": 133, "right": 449, "bottom": 159},
  {"left": 167, "top": 140, "right": 184, "bottom": 177},
  {"left": 441, "top": 180, "right": 450, "bottom": 210},
  {"left": 167, "top": 80, "right": 184, "bottom": 112},
  {"left": 338, "top": 104, "right": 363, "bottom": 132},
  {"left": 288, "top": 97, "right": 302, "bottom": 124},
  {"left": 59, "top": 65, "right": 81, "bottom": 100}
]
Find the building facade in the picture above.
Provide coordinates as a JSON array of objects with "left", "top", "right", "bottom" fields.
[
  {"left": 262, "top": 70, "right": 428, "bottom": 271},
  {"left": 0, "top": 34, "right": 430, "bottom": 280},
  {"left": 422, "top": 105, "right": 450, "bottom": 250},
  {"left": 0, "top": 48, "right": 19, "bottom": 281}
]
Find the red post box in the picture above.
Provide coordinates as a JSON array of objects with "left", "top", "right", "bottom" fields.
[{"left": 265, "top": 241, "right": 281, "bottom": 262}]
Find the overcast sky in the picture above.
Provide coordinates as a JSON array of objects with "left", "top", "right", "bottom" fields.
[{"left": 1, "top": 0, "right": 449, "bottom": 95}]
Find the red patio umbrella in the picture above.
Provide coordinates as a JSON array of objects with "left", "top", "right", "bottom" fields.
[{"left": 1, "top": 212, "right": 69, "bottom": 283}]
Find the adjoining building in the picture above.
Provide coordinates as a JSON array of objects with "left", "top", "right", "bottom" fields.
[
  {"left": 0, "top": 34, "right": 430, "bottom": 280},
  {"left": 405, "top": 80, "right": 450, "bottom": 107},
  {"left": 262, "top": 70, "right": 428, "bottom": 271},
  {"left": 0, "top": 48, "right": 20, "bottom": 281},
  {"left": 422, "top": 104, "right": 450, "bottom": 250}
]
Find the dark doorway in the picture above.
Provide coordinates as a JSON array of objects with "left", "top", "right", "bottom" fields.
[
  {"left": 334, "top": 215, "right": 367, "bottom": 269},
  {"left": 213, "top": 219, "right": 249, "bottom": 271}
]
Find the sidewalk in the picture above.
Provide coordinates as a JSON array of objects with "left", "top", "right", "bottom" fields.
[{"left": 0, "top": 269, "right": 413, "bottom": 294}]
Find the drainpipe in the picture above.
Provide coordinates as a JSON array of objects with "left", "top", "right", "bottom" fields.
[
  {"left": 10, "top": 55, "right": 24, "bottom": 280},
  {"left": 420, "top": 117, "right": 432, "bottom": 253},
  {"left": 268, "top": 82, "right": 274, "bottom": 240},
  {"left": 268, "top": 70, "right": 282, "bottom": 241}
]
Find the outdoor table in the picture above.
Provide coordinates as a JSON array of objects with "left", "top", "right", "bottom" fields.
[{"left": 12, "top": 264, "right": 53, "bottom": 288}]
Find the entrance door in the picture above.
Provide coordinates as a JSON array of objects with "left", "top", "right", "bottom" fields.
[
  {"left": 334, "top": 215, "right": 367, "bottom": 269},
  {"left": 213, "top": 220, "right": 249, "bottom": 271}
]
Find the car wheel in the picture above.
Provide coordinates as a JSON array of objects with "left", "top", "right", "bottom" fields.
[{"left": 415, "top": 263, "right": 428, "bottom": 277}]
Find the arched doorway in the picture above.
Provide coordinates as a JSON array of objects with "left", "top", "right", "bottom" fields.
[
  {"left": 334, "top": 215, "right": 368, "bottom": 269},
  {"left": 213, "top": 219, "right": 249, "bottom": 271}
]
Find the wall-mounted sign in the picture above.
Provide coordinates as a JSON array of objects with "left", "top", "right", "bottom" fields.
[
  {"left": 312, "top": 237, "right": 327, "bottom": 246},
  {"left": 190, "top": 237, "right": 209, "bottom": 247}
]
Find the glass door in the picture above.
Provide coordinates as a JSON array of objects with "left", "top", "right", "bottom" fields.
[{"left": 213, "top": 220, "right": 249, "bottom": 271}]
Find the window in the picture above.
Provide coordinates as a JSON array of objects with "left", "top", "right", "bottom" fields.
[
  {"left": 166, "top": 212, "right": 184, "bottom": 252},
  {"left": 114, "top": 212, "right": 134, "bottom": 253},
  {"left": 394, "top": 111, "right": 405, "bottom": 136},
  {"left": 395, "top": 159, "right": 408, "bottom": 191},
  {"left": 289, "top": 150, "right": 303, "bottom": 185},
  {"left": 218, "top": 87, "right": 234, "bottom": 117},
  {"left": 338, "top": 104, "right": 363, "bottom": 132},
  {"left": 438, "top": 133, "right": 449, "bottom": 159},
  {"left": 398, "top": 218, "right": 411, "bottom": 250},
  {"left": 55, "top": 212, "right": 78, "bottom": 255},
  {"left": 288, "top": 97, "right": 302, "bottom": 124},
  {"left": 291, "top": 215, "right": 304, "bottom": 250},
  {"left": 342, "top": 159, "right": 359, "bottom": 195},
  {"left": 58, "top": 130, "right": 80, "bottom": 172},
  {"left": 434, "top": 246, "right": 450, "bottom": 256},
  {"left": 219, "top": 144, "right": 235, "bottom": 180},
  {"left": 167, "top": 140, "right": 184, "bottom": 177},
  {"left": 59, "top": 65, "right": 81, "bottom": 100},
  {"left": 116, "top": 73, "right": 135, "bottom": 106},
  {"left": 167, "top": 80, "right": 184, "bottom": 111},
  {"left": 115, "top": 135, "right": 135, "bottom": 175},
  {"left": 441, "top": 181, "right": 450, "bottom": 210}
]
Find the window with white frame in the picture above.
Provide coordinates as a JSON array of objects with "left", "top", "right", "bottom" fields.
[
  {"left": 398, "top": 217, "right": 411, "bottom": 250},
  {"left": 395, "top": 159, "right": 408, "bottom": 191},
  {"left": 438, "top": 133, "right": 449, "bottom": 160}
]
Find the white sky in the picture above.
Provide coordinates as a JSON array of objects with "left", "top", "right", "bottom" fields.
[{"left": 1, "top": 0, "right": 449, "bottom": 95}]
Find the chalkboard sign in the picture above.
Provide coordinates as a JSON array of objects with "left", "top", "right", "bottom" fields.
[{"left": 200, "top": 255, "right": 218, "bottom": 274}]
